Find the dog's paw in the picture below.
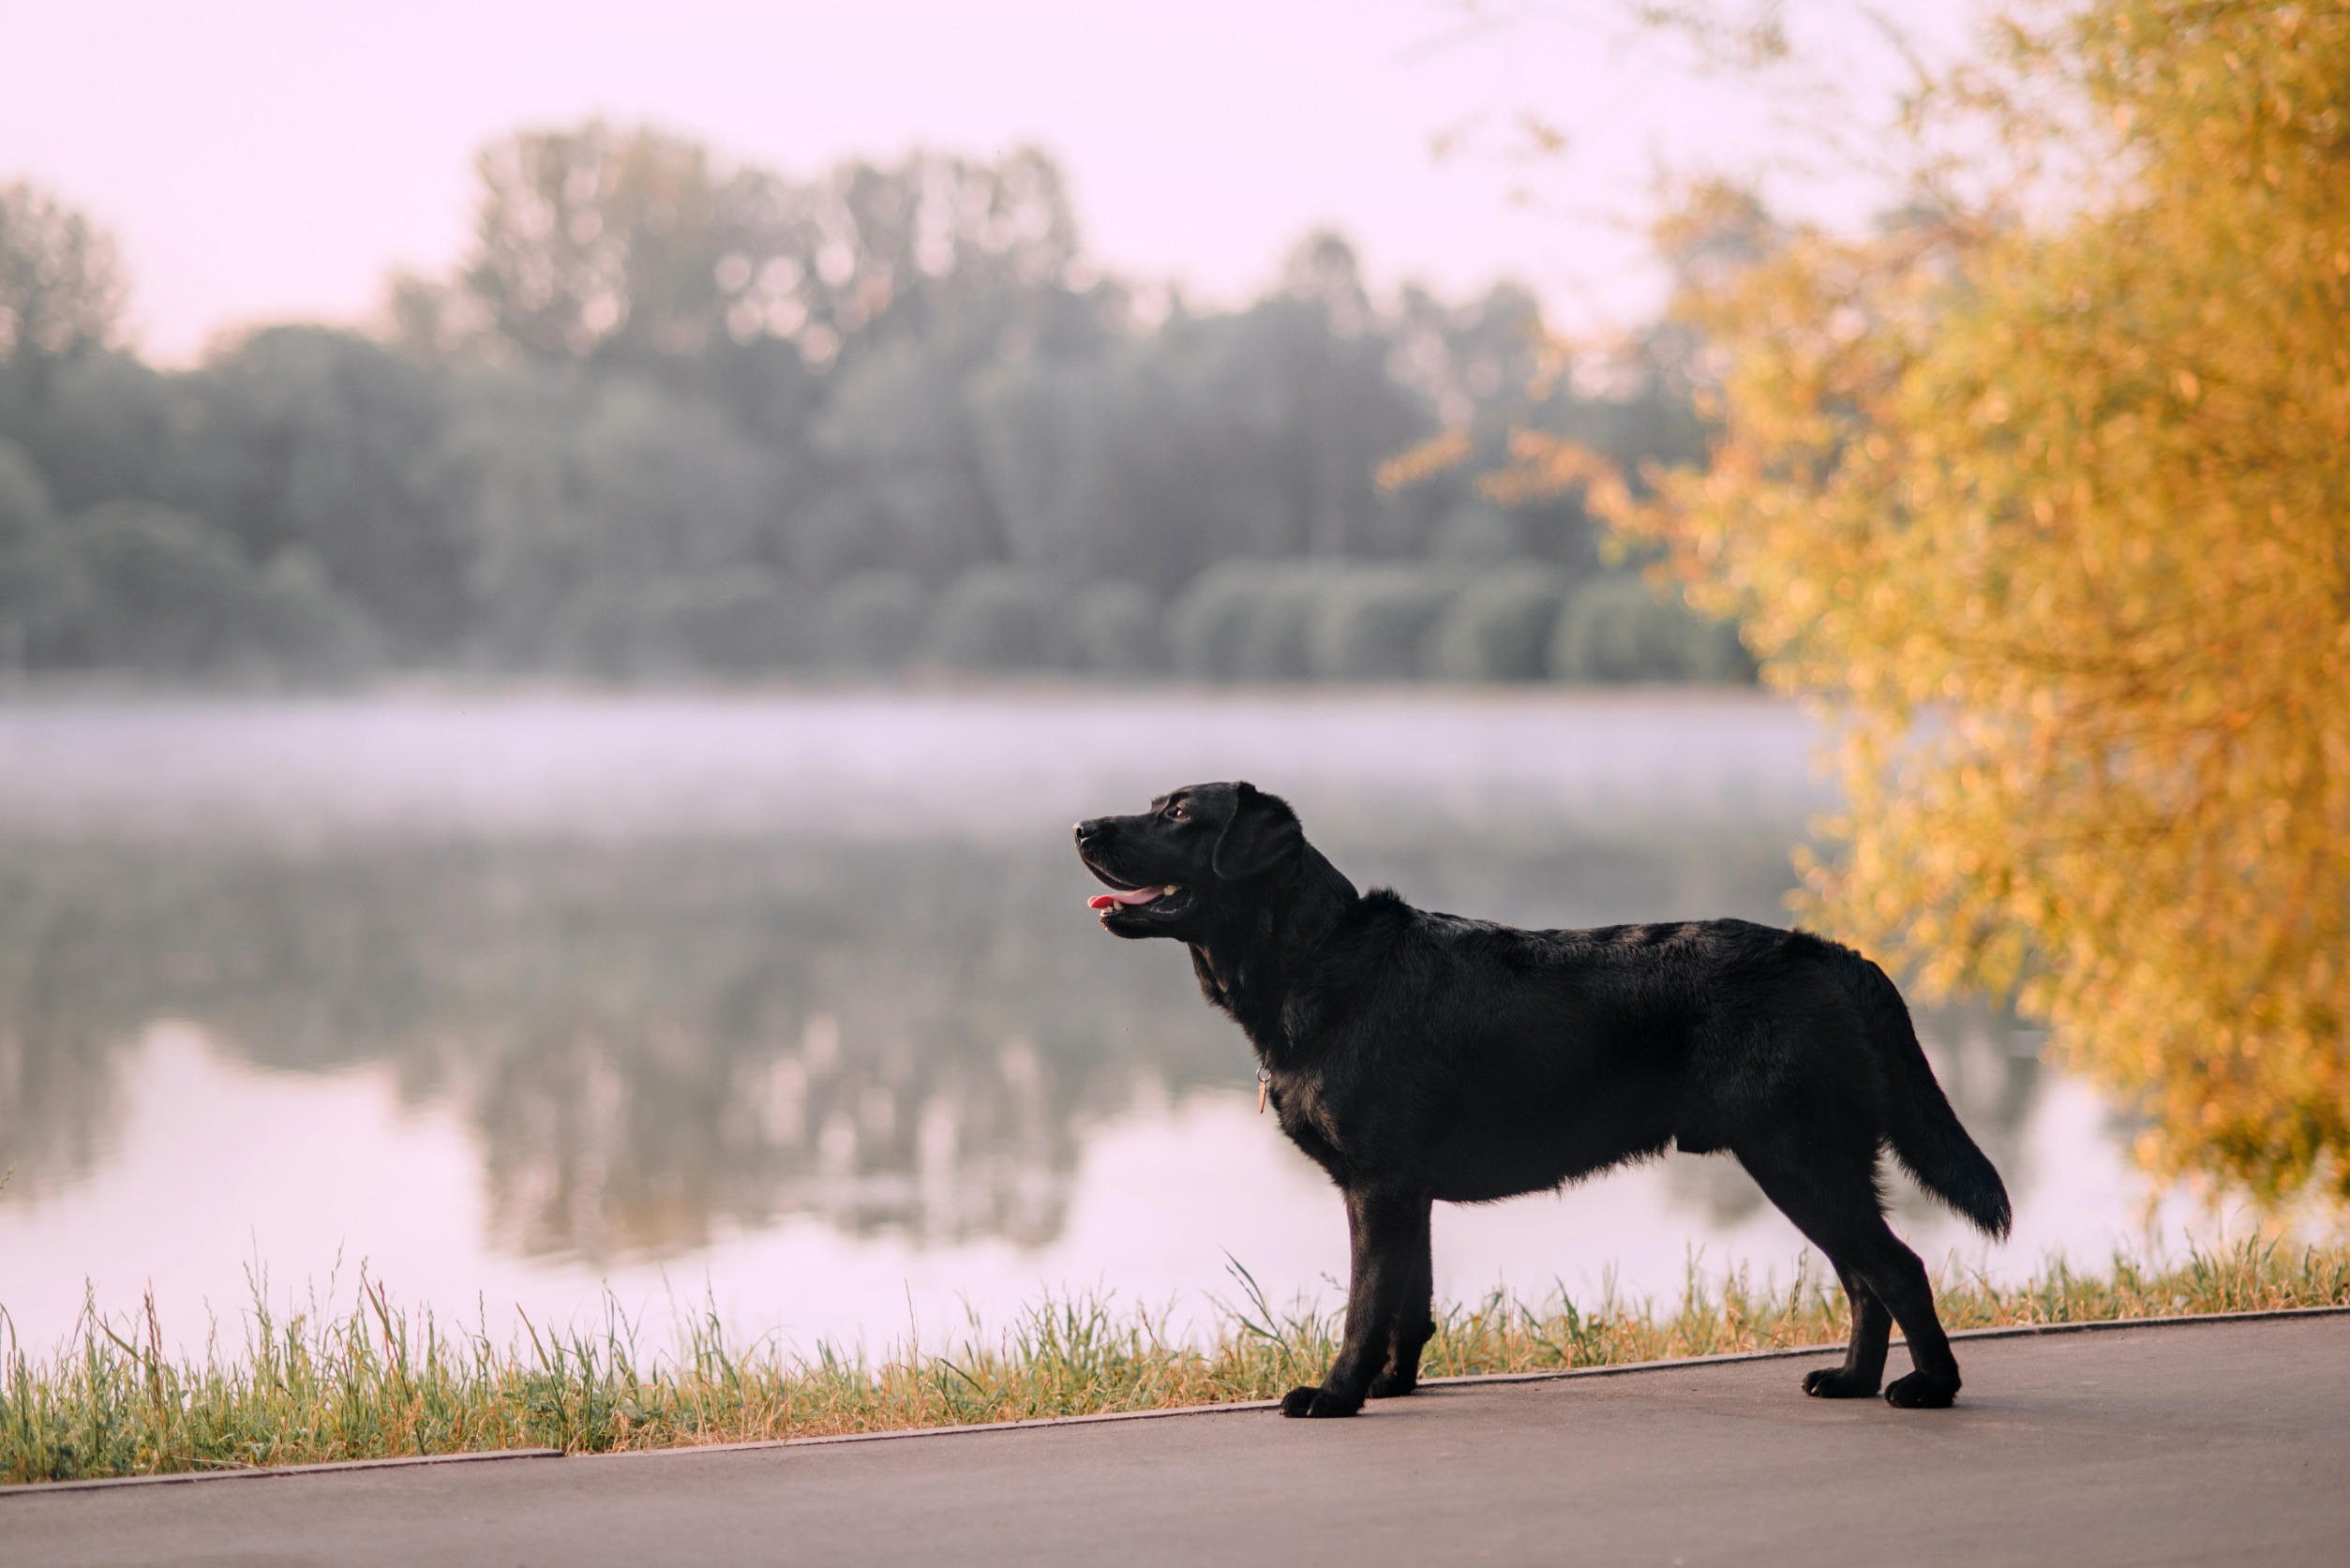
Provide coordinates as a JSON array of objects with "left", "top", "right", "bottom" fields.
[
  {"left": 1367, "top": 1368, "right": 1418, "bottom": 1399},
  {"left": 1883, "top": 1369, "right": 1960, "bottom": 1409},
  {"left": 1280, "top": 1384, "right": 1361, "bottom": 1418},
  {"left": 1802, "top": 1366, "right": 1880, "bottom": 1399}
]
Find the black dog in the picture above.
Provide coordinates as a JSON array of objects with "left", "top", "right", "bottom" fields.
[{"left": 1075, "top": 781, "right": 2010, "bottom": 1418}]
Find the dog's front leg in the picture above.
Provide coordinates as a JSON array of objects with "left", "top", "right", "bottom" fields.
[
  {"left": 1369, "top": 1195, "right": 1434, "bottom": 1398},
  {"left": 1282, "top": 1187, "right": 1429, "bottom": 1419}
]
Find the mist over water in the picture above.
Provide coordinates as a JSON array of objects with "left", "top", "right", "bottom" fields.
[{"left": 0, "top": 690, "right": 2180, "bottom": 1355}]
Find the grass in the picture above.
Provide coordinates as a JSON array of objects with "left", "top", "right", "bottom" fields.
[{"left": 6, "top": 1238, "right": 2348, "bottom": 1486}]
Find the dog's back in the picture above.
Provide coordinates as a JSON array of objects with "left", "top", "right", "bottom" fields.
[{"left": 1293, "top": 901, "right": 2009, "bottom": 1237}]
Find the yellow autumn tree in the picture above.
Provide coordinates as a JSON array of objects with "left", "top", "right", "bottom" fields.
[{"left": 1504, "top": 0, "right": 2350, "bottom": 1201}]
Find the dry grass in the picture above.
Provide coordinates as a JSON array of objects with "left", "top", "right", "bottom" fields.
[{"left": 7, "top": 1238, "right": 2347, "bottom": 1486}]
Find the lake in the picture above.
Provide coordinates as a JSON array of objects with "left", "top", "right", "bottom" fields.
[{"left": 0, "top": 689, "right": 2194, "bottom": 1358}]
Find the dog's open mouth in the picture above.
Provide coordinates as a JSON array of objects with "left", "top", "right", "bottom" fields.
[{"left": 1088, "top": 882, "right": 1180, "bottom": 912}]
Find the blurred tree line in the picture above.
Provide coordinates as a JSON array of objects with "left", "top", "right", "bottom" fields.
[{"left": 0, "top": 128, "right": 1749, "bottom": 684}]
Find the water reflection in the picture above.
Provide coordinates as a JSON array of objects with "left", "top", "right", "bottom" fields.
[
  {"left": 0, "top": 835, "right": 1197, "bottom": 1258},
  {"left": 0, "top": 818, "right": 2041, "bottom": 1262}
]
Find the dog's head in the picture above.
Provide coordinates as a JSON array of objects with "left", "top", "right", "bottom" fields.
[{"left": 1072, "top": 781, "right": 1304, "bottom": 940}]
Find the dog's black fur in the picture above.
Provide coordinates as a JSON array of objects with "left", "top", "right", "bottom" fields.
[{"left": 1075, "top": 781, "right": 2011, "bottom": 1418}]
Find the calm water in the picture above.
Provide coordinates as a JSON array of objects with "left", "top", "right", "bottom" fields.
[{"left": 0, "top": 690, "right": 2190, "bottom": 1356}]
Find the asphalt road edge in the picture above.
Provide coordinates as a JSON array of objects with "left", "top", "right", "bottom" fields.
[{"left": 0, "top": 1446, "right": 564, "bottom": 1499}]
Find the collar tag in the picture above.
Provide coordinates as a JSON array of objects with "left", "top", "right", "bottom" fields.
[{"left": 1256, "top": 1066, "right": 1271, "bottom": 1114}]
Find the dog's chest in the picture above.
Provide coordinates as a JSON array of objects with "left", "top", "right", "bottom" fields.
[{"left": 1268, "top": 1074, "right": 1352, "bottom": 1177}]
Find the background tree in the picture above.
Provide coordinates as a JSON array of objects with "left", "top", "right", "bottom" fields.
[
  {"left": 0, "top": 182, "right": 126, "bottom": 366},
  {"left": 169, "top": 327, "right": 470, "bottom": 650},
  {"left": 0, "top": 130, "right": 1749, "bottom": 690},
  {"left": 0, "top": 182, "right": 170, "bottom": 510},
  {"left": 461, "top": 122, "right": 761, "bottom": 365},
  {"left": 458, "top": 125, "right": 1083, "bottom": 374},
  {"left": 1513, "top": 0, "right": 2350, "bottom": 1200}
]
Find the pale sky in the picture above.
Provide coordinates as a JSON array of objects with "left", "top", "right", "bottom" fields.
[{"left": 0, "top": 0, "right": 1968, "bottom": 365}]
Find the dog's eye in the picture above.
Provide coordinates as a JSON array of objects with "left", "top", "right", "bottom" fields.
[{"left": 1169, "top": 805, "right": 1189, "bottom": 821}]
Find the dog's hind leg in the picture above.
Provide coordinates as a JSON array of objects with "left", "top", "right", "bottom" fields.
[
  {"left": 1734, "top": 1137, "right": 1964, "bottom": 1409},
  {"left": 1283, "top": 1187, "right": 1430, "bottom": 1418}
]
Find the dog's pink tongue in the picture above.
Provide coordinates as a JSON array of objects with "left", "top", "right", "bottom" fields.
[{"left": 1088, "top": 886, "right": 1163, "bottom": 910}]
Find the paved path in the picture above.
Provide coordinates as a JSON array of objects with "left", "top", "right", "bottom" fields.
[{"left": 9, "top": 1313, "right": 2347, "bottom": 1567}]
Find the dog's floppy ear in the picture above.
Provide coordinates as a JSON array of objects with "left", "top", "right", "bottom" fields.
[{"left": 1210, "top": 781, "right": 1302, "bottom": 881}]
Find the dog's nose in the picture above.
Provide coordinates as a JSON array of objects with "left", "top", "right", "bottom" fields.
[{"left": 1074, "top": 818, "right": 1105, "bottom": 844}]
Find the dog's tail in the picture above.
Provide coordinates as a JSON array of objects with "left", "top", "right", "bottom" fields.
[{"left": 1845, "top": 951, "right": 2013, "bottom": 1238}]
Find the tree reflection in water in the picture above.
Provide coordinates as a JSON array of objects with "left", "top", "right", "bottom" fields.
[{"left": 0, "top": 814, "right": 2045, "bottom": 1262}]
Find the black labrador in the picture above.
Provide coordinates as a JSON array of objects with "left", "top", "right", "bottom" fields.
[{"left": 1075, "top": 781, "right": 2011, "bottom": 1418}]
